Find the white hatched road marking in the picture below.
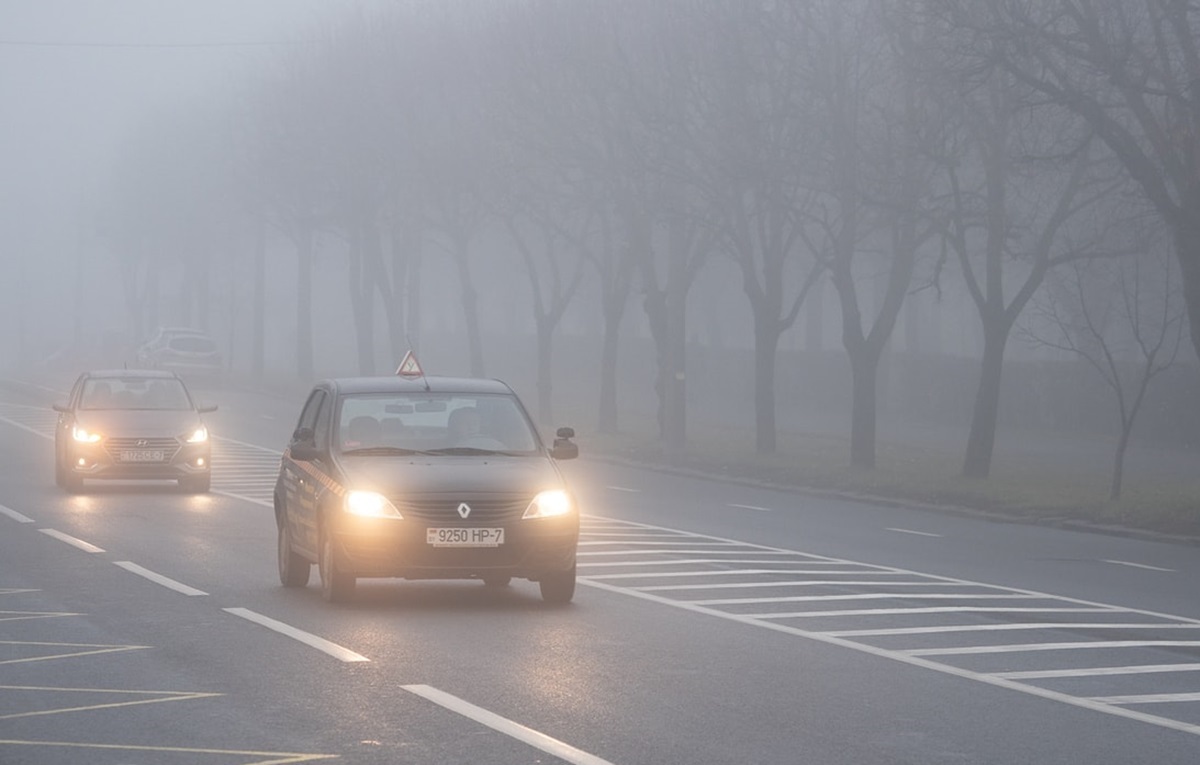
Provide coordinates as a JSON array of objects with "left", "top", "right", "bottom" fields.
[{"left": 576, "top": 515, "right": 1200, "bottom": 735}]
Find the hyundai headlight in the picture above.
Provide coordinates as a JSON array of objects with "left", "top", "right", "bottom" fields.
[
  {"left": 523, "top": 489, "right": 572, "bottom": 519},
  {"left": 72, "top": 425, "right": 102, "bottom": 443},
  {"left": 186, "top": 425, "right": 208, "bottom": 443},
  {"left": 345, "top": 490, "right": 402, "bottom": 518}
]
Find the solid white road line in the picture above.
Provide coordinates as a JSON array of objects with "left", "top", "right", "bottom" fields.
[
  {"left": 605, "top": 485, "right": 640, "bottom": 493},
  {"left": 691, "top": 592, "right": 1031, "bottom": 604},
  {"left": 38, "top": 529, "right": 104, "bottom": 553},
  {"left": 729, "top": 503, "right": 772, "bottom": 512},
  {"left": 402, "top": 684, "right": 615, "bottom": 765},
  {"left": 995, "top": 663, "right": 1200, "bottom": 680},
  {"left": 223, "top": 608, "right": 369, "bottom": 663},
  {"left": 1092, "top": 692, "right": 1200, "bottom": 705},
  {"left": 113, "top": 562, "right": 208, "bottom": 597},
  {"left": 211, "top": 490, "right": 272, "bottom": 508},
  {"left": 746, "top": 606, "right": 1117, "bottom": 618},
  {"left": 827, "top": 622, "right": 1200, "bottom": 638},
  {"left": 887, "top": 527, "right": 942, "bottom": 538},
  {"left": 0, "top": 504, "right": 33, "bottom": 523},
  {"left": 907, "top": 641, "right": 1200, "bottom": 657},
  {"left": 1103, "top": 559, "right": 1175, "bottom": 572}
]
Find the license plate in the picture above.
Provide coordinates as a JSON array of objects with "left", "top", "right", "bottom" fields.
[
  {"left": 427, "top": 527, "right": 504, "bottom": 547},
  {"left": 120, "top": 449, "right": 164, "bottom": 462}
]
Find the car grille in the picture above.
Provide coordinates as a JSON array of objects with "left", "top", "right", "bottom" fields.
[
  {"left": 103, "top": 437, "right": 181, "bottom": 462},
  {"left": 393, "top": 495, "right": 530, "bottom": 523}
]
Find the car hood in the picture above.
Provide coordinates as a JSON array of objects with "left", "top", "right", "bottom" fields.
[
  {"left": 75, "top": 410, "right": 204, "bottom": 438},
  {"left": 337, "top": 455, "right": 565, "bottom": 496}
]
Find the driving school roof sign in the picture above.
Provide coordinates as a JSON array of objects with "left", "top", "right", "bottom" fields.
[{"left": 395, "top": 350, "right": 424, "bottom": 378}]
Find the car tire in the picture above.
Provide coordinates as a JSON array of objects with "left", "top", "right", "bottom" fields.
[
  {"left": 319, "top": 529, "right": 355, "bottom": 603},
  {"left": 538, "top": 565, "right": 576, "bottom": 605},
  {"left": 179, "top": 474, "right": 211, "bottom": 493},
  {"left": 278, "top": 521, "right": 311, "bottom": 588},
  {"left": 483, "top": 575, "right": 512, "bottom": 588}
]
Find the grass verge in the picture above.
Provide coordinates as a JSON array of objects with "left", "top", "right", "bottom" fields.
[{"left": 580, "top": 421, "right": 1200, "bottom": 540}]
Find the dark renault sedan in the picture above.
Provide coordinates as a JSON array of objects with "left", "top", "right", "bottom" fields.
[
  {"left": 52, "top": 369, "right": 216, "bottom": 493},
  {"left": 274, "top": 375, "right": 581, "bottom": 604}
]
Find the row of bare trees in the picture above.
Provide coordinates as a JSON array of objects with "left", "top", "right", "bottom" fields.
[{"left": 92, "top": 0, "right": 1195, "bottom": 497}]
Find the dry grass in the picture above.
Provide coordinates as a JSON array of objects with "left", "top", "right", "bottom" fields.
[{"left": 579, "top": 419, "right": 1200, "bottom": 539}]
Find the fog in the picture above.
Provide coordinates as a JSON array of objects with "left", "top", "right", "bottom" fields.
[{"left": 2, "top": 1, "right": 1197, "bottom": 493}]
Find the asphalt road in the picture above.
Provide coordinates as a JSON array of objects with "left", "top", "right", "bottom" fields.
[{"left": 1, "top": 378, "right": 1198, "bottom": 764}]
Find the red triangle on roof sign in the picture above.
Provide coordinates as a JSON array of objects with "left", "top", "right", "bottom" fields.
[{"left": 395, "top": 350, "right": 424, "bottom": 378}]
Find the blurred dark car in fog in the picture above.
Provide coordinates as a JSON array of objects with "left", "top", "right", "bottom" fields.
[
  {"left": 52, "top": 369, "right": 217, "bottom": 493},
  {"left": 136, "top": 326, "right": 223, "bottom": 383}
]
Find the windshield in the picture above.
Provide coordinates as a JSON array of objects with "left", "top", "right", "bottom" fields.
[
  {"left": 81, "top": 377, "right": 193, "bottom": 411},
  {"left": 335, "top": 392, "right": 539, "bottom": 455}
]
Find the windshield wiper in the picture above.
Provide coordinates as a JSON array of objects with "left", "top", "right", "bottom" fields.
[
  {"left": 422, "top": 446, "right": 521, "bottom": 456},
  {"left": 340, "top": 446, "right": 427, "bottom": 456}
]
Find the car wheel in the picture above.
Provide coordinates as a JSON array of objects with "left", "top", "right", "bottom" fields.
[
  {"left": 538, "top": 565, "right": 576, "bottom": 605},
  {"left": 278, "top": 521, "right": 311, "bottom": 588},
  {"left": 179, "top": 474, "right": 210, "bottom": 493},
  {"left": 319, "top": 528, "right": 355, "bottom": 603},
  {"left": 482, "top": 575, "right": 512, "bottom": 588}
]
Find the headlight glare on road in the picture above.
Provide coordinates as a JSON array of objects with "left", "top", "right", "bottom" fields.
[
  {"left": 72, "top": 425, "right": 102, "bottom": 443},
  {"left": 345, "top": 490, "right": 402, "bottom": 518},
  {"left": 523, "top": 489, "right": 572, "bottom": 519},
  {"left": 186, "top": 425, "right": 208, "bottom": 443}
]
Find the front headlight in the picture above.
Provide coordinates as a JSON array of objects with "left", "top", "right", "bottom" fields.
[
  {"left": 523, "top": 489, "right": 572, "bottom": 519},
  {"left": 345, "top": 490, "right": 403, "bottom": 518},
  {"left": 186, "top": 425, "right": 208, "bottom": 443},
  {"left": 72, "top": 425, "right": 102, "bottom": 443}
]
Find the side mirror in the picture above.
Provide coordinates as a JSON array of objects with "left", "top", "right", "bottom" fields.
[
  {"left": 292, "top": 426, "right": 314, "bottom": 443},
  {"left": 197, "top": 404, "right": 218, "bottom": 413},
  {"left": 551, "top": 426, "right": 578, "bottom": 460},
  {"left": 289, "top": 442, "right": 320, "bottom": 462},
  {"left": 52, "top": 402, "right": 69, "bottom": 413}
]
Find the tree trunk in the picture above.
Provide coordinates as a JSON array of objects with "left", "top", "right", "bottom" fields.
[
  {"left": 295, "top": 227, "right": 314, "bottom": 381},
  {"left": 453, "top": 233, "right": 484, "bottom": 376},
  {"left": 962, "top": 326, "right": 1008, "bottom": 479},
  {"left": 252, "top": 217, "right": 266, "bottom": 380},
  {"left": 597, "top": 300, "right": 622, "bottom": 433},
  {"left": 1110, "top": 423, "right": 1132, "bottom": 501},
  {"left": 848, "top": 349, "right": 878, "bottom": 469},
  {"left": 753, "top": 315, "right": 781, "bottom": 454},
  {"left": 536, "top": 322, "right": 553, "bottom": 425},
  {"left": 347, "top": 228, "right": 375, "bottom": 376},
  {"left": 1171, "top": 213, "right": 1200, "bottom": 365}
]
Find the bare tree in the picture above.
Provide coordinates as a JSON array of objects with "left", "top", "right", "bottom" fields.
[
  {"left": 1024, "top": 245, "right": 1185, "bottom": 498},
  {"left": 958, "top": 0, "right": 1200, "bottom": 367}
]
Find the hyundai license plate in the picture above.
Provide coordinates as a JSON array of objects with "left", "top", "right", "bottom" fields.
[
  {"left": 120, "top": 449, "right": 164, "bottom": 462},
  {"left": 427, "top": 527, "right": 504, "bottom": 547}
]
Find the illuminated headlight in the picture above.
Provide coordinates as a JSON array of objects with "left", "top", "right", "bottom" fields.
[
  {"left": 185, "top": 425, "right": 208, "bottom": 443},
  {"left": 345, "top": 490, "right": 402, "bottom": 518},
  {"left": 72, "top": 425, "right": 102, "bottom": 443},
  {"left": 523, "top": 489, "right": 572, "bottom": 519}
]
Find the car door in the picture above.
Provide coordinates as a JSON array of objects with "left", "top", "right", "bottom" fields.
[{"left": 282, "top": 389, "right": 328, "bottom": 558}]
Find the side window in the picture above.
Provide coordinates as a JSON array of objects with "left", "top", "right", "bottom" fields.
[
  {"left": 69, "top": 376, "right": 86, "bottom": 409},
  {"left": 294, "top": 390, "right": 326, "bottom": 441},
  {"left": 312, "top": 393, "right": 332, "bottom": 450}
]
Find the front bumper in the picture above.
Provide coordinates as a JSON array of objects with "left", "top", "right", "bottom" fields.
[
  {"left": 330, "top": 514, "right": 579, "bottom": 581},
  {"left": 65, "top": 439, "right": 211, "bottom": 481}
]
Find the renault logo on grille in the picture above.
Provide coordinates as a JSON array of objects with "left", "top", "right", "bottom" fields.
[
  {"left": 456, "top": 502, "right": 472, "bottom": 519},
  {"left": 136, "top": 439, "right": 148, "bottom": 447}
]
